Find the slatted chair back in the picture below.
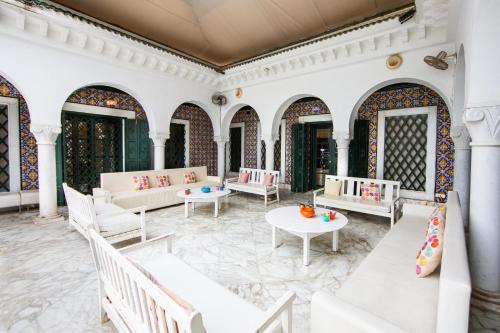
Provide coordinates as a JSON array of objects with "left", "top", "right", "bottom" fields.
[
  {"left": 88, "top": 229, "right": 205, "bottom": 333},
  {"left": 239, "top": 168, "right": 280, "bottom": 185},
  {"left": 63, "top": 183, "right": 98, "bottom": 232},
  {"left": 324, "top": 175, "right": 400, "bottom": 203}
]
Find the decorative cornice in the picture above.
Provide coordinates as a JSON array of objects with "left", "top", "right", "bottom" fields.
[
  {"left": 332, "top": 131, "right": 352, "bottom": 149},
  {"left": 463, "top": 106, "right": 500, "bottom": 146},
  {"left": 30, "top": 124, "right": 61, "bottom": 144},
  {"left": 450, "top": 125, "right": 471, "bottom": 150},
  {"left": 149, "top": 131, "right": 169, "bottom": 146}
]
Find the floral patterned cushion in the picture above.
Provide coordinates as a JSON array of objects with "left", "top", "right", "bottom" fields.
[
  {"left": 183, "top": 172, "right": 196, "bottom": 184},
  {"left": 156, "top": 175, "right": 170, "bottom": 188},
  {"left": 426, "top": 204, "right": 447, "bottom": 237},
  {"left": 360, "top": 183, "right": 380, "bottom": 202},
  {"left": 416, "top": 209, "right": 446, "bottom": 277},
  {"left": 132, "top": 176, "right": 150, "bottom": 191}
]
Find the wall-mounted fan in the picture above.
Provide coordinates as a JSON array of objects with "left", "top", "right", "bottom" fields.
[
  {"left": 211, "top": 93, "right": 227, "bottom": 132},
  {"left": 424, "top": 51, "right": 456, "bottom": 70}
]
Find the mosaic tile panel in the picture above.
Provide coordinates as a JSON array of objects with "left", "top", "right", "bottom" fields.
[
  {"left": 231, "top": 108, "right": 260, "bottom": 169},
  {"left": 283, "top": 99, "right": 331, "bottom": 184},
  {"left": 0, "top": 75, "right": 38, "bottom": 190},
  {"left": 173, "top": 104, "right": 217, "bottom": 176},
  {"left": 357, "top": 85, "right": 454, "bottom": 202}
]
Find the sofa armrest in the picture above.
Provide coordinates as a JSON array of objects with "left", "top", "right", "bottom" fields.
[
  {"left": 98, "top": 205, "right": 147, "bottom": 218},
  {"left": 207, "top": 175, "right": 222, "bottom": 185},
  {"left": 92, "top": 188, "right": 111, "bottom": 204},
  {"left": 311, "top": 291, "right": 405, "bottom": 333},
  {"left": 119, "top": 233, "right": 174, "bottom": 254},
  {"left": 225, "top": 177, "right": 238, "bottom": 185}
]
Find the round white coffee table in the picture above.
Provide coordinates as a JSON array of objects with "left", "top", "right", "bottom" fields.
[
  {"left": 265, "top": 206, "right": 348, "bottom": 266},
  {"left": 176, "top": 187, "right": 230, "bottom": 218}
]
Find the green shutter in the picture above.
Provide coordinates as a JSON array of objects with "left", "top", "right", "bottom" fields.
[
  {"left": 55, "top": 134, "right": 64, "bottom": 205},
  {"left": 328, "top": 129, "right": 338, "bottom": 176},
  {"left": 291, "top": 123, "right": 306, "bottom": 192},
  {"left": 125, "top": 119, "right": 151, "bottom": 171}
]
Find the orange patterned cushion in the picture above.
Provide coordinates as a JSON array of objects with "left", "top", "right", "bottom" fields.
[
  {"left": 183, "top": 172, "right": 196, "bottom": 184},
  {"left": 132, "top": 176, "right": 150, "bottom": 190},
  {"left": 361, "top": 183, "right": 380, "bottom": 202},
  {"left": 156, "top": 175, "right": 170, "bottom": 188}
]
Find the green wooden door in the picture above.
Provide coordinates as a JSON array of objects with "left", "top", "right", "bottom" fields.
[
  {"left": 292, "top": 123, "right": 314, "bottom": 192},
  {"left": 328, "top": 129, "right": 338, "bottom": 176},
  {"left": 348, "top": 119, "right": 369, "bottom": 178},
  {"left": 125, "top": 119, "right": 150, "bottom": 171}
]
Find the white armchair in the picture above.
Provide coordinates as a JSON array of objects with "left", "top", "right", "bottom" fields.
[{"left": 63, "top": 183, "right": 146, "bottom": 244}]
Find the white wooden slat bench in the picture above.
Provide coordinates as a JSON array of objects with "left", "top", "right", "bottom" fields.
[
  {"left": 313, "top": 175, "right": 401, "bottom": 227},
  {"left": 225, "top": 168, "right": 280, "bottom": 207},
  {"left": 88, "top": 229, "right": 296, "bottom": 333},
  {"left": 63, "top": 183, "right": 146, "bottom": 244}
]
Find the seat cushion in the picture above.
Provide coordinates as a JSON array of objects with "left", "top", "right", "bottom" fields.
[
  {"left": 141, "top": 255, "right": 263, "bottom": 333},
  {"left": 96, "top": 211, "right": 141, "bottom": 238},
  {"left": 94, "top": 203, "right": 124, "bottom": 215},
  {"left": 336, "top": 214, "right": 440, "bottom": 333},
  {"left": 317, "top": 194, "right": 390, "bottom": 213},
  {"left": 227, "top": 182, "right": 270, "bottom": 193}
]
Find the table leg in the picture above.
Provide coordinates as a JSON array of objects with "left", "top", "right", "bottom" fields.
[
  {"left": 214, "top": 199, "right": 219, "bottom": 217},
  {"left": 303, "top": 235, "right": 311, "bottom": 266},
  {"left": 332, "top": 230, "right": 339, "bottom": 252},
  {"left": 272, "top": 226, "right": 278, "bottom": 248},
  {"left": 184, "top": 200, "right": 189, "bottom": 218},
  {"left": 192, "top": 202, "right": 195, "bottom": 211}
]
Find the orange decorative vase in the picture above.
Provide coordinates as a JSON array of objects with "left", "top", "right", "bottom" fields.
[{"left": 299, "top": 204, "right": 316, "bottom": 218}]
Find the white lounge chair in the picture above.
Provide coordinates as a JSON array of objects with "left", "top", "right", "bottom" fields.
[{"left": 63, "top": 183, "right": 146, "bottom": 244}]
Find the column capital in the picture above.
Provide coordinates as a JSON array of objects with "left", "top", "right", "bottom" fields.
[
  {"left": 450, "top": 125, "right": 471, "bottom": 150},
  {"left": 31, "top": 124, "right": 61, "bottom": 145},
  {"left": 463, "top": 105, "right": 500, "bottom": 146},
  {"left": 214, "top": 135, "right": 229, "bottom": 143},
  {"left": 149, "top": 131, "right": 169, "bottom": 146},
  {"left": 262, "top": 133, "right": 278, "bottom": 144},
  {"left": 332, "top": 131, "right": 351, "bottom": 149}
]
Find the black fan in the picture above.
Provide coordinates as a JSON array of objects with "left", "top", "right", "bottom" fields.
[{"left": 211, "top": 93, "right": 227, "bottom": 106}]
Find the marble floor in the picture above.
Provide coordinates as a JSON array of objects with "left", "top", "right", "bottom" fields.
[{"left": 0, "top": 191, "right": 498, "bottom": 333}]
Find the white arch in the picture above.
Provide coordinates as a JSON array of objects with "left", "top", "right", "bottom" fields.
[
  {"left": 348, "top": 78, "right": 452, "bottom": 135},
  {"left": 170, "top": 100, "right": 219, "bottom": 137},
  {"left": 0, "top": 69, "right": 34, "bottom": 113},
  {"left": 221, "top": 103, "right": 260, "bottom": 139}
]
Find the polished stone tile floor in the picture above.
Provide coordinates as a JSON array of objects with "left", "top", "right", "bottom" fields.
[{"left": 0, "top": 191, "right": 498, "bottom": 332}]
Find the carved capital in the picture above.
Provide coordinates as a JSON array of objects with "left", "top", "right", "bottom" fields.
[
  {"left": 149, "top": 131, "right": 169, "bottom": 146},
  {"left": 332, "top": 131, "right": 351, "bottom": 149},
  {"left": 450, "top": 125, "right": 471, "bottom": 150},
  {"left": 463, "top": 106, "right": 500, "bottom": 146},
  {"left": 261, "top": 133, "right": 278, "bottom": 145},
  {"left": 31, "top": 124, "right": 61, "bottom": 145},
  {"left": 214, "top": 135, "right": 229, "bottom": 144}
]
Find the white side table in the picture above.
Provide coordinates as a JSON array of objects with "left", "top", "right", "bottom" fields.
[
  {"left": 265, "top": 206, "right": 349, "bottom": 266},
  {"left": 176, "top": 187, "right": 230, "bottom": 218}
]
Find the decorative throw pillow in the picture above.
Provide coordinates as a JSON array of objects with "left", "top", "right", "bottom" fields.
[
  {"left": 263, "top": 174, "right": 274, "bottom": 186},
  {"left": 426, "top": 204, "right": 447, "bottom": 237},
  {"left": 132, "top": 176, "right": 150, "bottom": 191},
  {"left": 416, "top": 230, "right": 444, "bottom": 278},
  {"left": 156, "top": 175, "right": 170, "bottom": 188},
  {"left": 325, "top": 180, "right": 342, "bottom": 197},
  {"left": 183, "top": 172, "right": 196, "bottom": 184},
  {"left": 361, "top": 183, "right": 380, "bottom": 202},
  {"left": 238, "top": 172, "right": 250, "bottom": 183}
]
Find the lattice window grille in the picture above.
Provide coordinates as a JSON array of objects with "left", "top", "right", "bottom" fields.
[
  {"left": 0, "top": 105, "right": 9, "bottom": 192},
  {"left": 261, "top": 140, "right": 266, "bottom": 169},
  {"left": 383, "top": 114, "right": 428, "bottom": 191},
  {"left": 274, "top": 126, "right": 281, "bottom": 171}
]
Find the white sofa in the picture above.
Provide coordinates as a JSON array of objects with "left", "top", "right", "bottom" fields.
[
  {"left": 314, "top": 175, "right": 400, "bottom": 227},
  {"left": 94, "top": 166, "right": 222, "bottom": 211},
  {"left": 88, "top": 229, "right": 296, "bottom": 333},
  {"left": 225, "top": 168, "right": 280, "bottom": 207},
  {"left": 311, "top": 191, "right": 471, "bottom": 333}
]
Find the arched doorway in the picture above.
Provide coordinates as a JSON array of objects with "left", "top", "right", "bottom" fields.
[
  {"left": 227, "top": 107, "right": 261, "bottom": 175},
  {"left": 280, "top": 97, "right": 334, "bottom": 192},
  {"left": 170, "top": 103, "right": 217, "bottom": 175},
  {"left": 57, "top": 85, "right": 150, "bottom": 201},
  {"left": 353, "top": 82, "right": 453, "bottom": 202},
  {"left": 0, "top": 75, "right": 35, "bottom": 193}
]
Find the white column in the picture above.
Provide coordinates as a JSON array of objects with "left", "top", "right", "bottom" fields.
[
  {"left": 264, "top": 135, "right": 277, "bottom": 171},
  {"left": 215, "top": 136, "right": 228, "bottom": 178},
  {"left": 464, "top": 106, "right": 500, "bottom": 293},
  {"left": 149, "top": 132, "right": 168, "bottom": 170},
  {"left": 31, "top": 124, "right": 64, "bottom": 223},
  {"left": 333, "top": 131, "right": 351, "bottom": 176},
  {"left": 450, "top": 125, "right": 471, "bottom": 227}
]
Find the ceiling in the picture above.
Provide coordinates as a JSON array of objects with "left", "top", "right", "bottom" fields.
[{"left": 49, "top": 0, "right": 413, "bottom": 68}]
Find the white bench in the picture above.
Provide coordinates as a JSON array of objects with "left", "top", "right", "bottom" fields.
[
  {"left": 63, "top": 183, "right": 146, "bottom": 244},
  {"left": 88, "top": 229, "right": 296, "bottom": 333},
  {"left": 225, "top": 168, "right": 280, "bottom": 207},
  {"left": 314, "top": 175, "right": 400, "bottom": 227},
  {"left": 311, "top": 191, "right": 471, "bottom": 333}
]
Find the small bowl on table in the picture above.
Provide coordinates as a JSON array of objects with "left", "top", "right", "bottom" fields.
[{"left": 201, "top": 186, "right": 211, "bottom": 193}]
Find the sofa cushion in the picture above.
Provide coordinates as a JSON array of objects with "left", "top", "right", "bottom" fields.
[
  {"left": 227, "top": 182, "right": 272, "bottom": 193},
  {"left": 132, "top": 175, "right": 150, "bottom": 190},
  {"left": 263, "top": 174, "right": 274, "bottom": 186},
  {"left": 317, "top": 194, "right": 390, "bottom": 213},
  {"left": 336, "top": 213, "right": 440, "bottom": 333},
  {"left": 184, "top": 172, "right": 197, "bottom": 184},
  {"left": 238, "top": 172, "right": 250, "bottom": 183},
  {"left": 94, "top": 203, "right": 124, "bottom": 215},
  {"left": 156, "top": 175, "right": 170, "bottom": 187},
  {"left": 361, "top": 183, "right": 380, "bottom": 202},
  {"left": 97, "top": 211, "right": 141, "bottom": 238},
  {"left": 325, "top": 180, "right": 342, "bottom": 197},
  {"left": 141, "top": 254, "right": 263, "bottom": 333}
]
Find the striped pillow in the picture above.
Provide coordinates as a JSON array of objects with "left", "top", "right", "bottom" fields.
[
  {"left": 156, "top": 175, "right": 170, "bottom": 188},
  {"left": 132, "top": 176, "right": 150, "bottom": 191}
]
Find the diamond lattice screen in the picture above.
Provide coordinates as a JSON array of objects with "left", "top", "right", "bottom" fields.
[
  {"left": 261, "top": 140, "right": 266, "bottom": 169},
  {"left": 274, "top": 127, "right": 281, "bottom": 171},
  {"left": 383, "top": 114, "right": 427, "bottom": 191},
  {"left": 0, "top": 105, "right": 9, "bottom": 192}
]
